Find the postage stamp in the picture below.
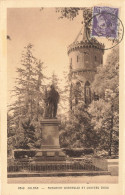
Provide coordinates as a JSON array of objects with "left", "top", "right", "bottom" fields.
[
  {"left": 86, "top": 6, "right": 124, "bottom": 50},
  {"left": 91, "top": 7, "right": 119, "bottom": 38}
]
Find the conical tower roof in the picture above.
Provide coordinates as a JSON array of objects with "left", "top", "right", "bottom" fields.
[
  {"left": 67, "top": 24, "right": 104, "bottom": 55},
  {"left": 73, "top": 24, "right": 87, "bottom": 43}
]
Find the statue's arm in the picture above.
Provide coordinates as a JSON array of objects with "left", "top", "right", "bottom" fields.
[{"left": 57, "top": 92, "right": 60, "bottom": 103}]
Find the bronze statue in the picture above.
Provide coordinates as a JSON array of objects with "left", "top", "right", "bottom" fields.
[{"left": 44, "top": 85, "right": 60, "bottom": 118}]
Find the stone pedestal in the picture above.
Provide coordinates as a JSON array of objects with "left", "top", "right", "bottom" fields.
[
  {"left": 34, "top": 118, "right": 66, "bottom": 162},
  {"left": 41, "top": 119, "right": 60, "bottom": 149}
]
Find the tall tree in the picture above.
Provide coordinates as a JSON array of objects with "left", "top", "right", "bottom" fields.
[
  {"left": 8, "top": 43, "right": 45, "bottom": 149},
  {"left": 88, "top": 47, "right": 119, "bottom": 156}
]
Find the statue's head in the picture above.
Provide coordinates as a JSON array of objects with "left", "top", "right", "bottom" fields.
[{"left": 50, "top": 84, "right": 55, "bottom": 90}]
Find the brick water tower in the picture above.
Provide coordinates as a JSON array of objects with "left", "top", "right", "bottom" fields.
[{"left": 67, "top": 25, "right": 104, "bottom": 110}]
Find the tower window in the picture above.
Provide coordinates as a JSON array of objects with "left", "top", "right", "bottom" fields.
[
  {"left": 77, "top": 55, "right": 79, "bottom": 62},
  {"left": 74, "top": 82, "right": 81, "bottom": 105},
  {"left": 84, "top": 81, "right": 91, "bottom": 105},
  {"left": 70, "top": 58, "right": 72, "bottom": 65},
  {"left": 86, "top": 88, "right": 90, "bottom": 96},
  {"left": 95, "top": 56, "right": 97, "bottom": 62}
]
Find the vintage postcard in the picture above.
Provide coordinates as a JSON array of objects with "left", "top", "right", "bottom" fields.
[{"left": 0, "top": 0, "right": 125, "bottom": 195}]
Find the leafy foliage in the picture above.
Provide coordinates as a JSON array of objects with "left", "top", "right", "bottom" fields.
[
  {"left": 91, "top": 47, "right": 119, "bottom": 98},
  {"left": 20, "top": 118, "right": 37, "bottom": 149},
  {"left": 60, "top": 102, "right": 97, "bottom": 149},
  {"left": 56, "top": 7, "right": 92, "bottom": 24},
  {"left": 56, "top": 8, "right": 80, "bottom": 20},
  {"left": 88, "top": 47, "right": 119, "bottom": 156}
]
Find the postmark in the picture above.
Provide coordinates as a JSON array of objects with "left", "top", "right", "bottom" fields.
[{"left": 86, "top": 6, "right": 124, "bottom": 50}]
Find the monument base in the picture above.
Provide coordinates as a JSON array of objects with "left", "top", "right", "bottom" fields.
[
  {"left": 34, "top": 118, "right": 66, "bottom": 162},
  {"left": 10, "top": 119, "right": 110, "bottom": 176},
  {"left": 41, "top": 118, "right": 60, "bottom": 147},
  {"left": 33, "top": 148, "right": 66, "bottom": 162}
]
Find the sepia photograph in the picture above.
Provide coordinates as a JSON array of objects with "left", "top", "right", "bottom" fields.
[
  {"left": 1, "top": 1, "right": 125, "bottom": 195},
  {"left": 7, "top": 6, "right": 120, "bottom": 184}
]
